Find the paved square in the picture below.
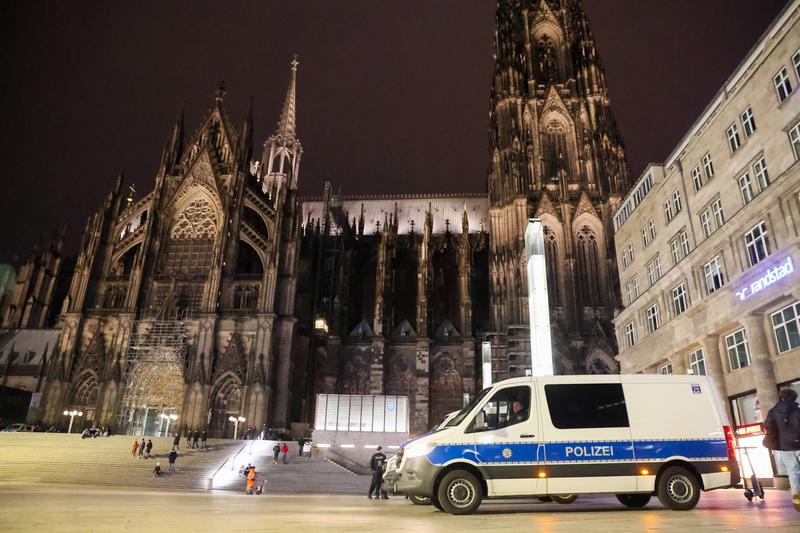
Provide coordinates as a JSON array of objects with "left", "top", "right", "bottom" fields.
[{"left": 0, "top": 486, "right": 796, "bottom": 532}]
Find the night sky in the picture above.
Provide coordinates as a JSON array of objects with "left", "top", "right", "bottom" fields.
[{"left": 0, "top": 0, "right": 788, "bottom": 261}]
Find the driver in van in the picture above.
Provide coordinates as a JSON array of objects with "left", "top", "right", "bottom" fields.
[{"left": 507, "top": 398, "right": 528, "bottom": 425}]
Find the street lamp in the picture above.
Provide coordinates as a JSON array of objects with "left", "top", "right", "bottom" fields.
[
  {"left": 228, "top": 415, "right": 246, "bottom": 440},
  {"left": 62, "top": 410, "right": 83, "bottom": 434},
  {"left": 159, "top": 413, "right": 178, "bottom": 436}
]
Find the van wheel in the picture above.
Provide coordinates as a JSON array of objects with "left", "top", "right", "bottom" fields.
[
  {"left": 616, "top": 493, "right": 651, "bottom": 508},
  {"left": 657, "top": 466, "right": 700, "bottom": 510},
  {"left": 408, "top": 495, "right": 431, "bottom": 506},
  {"left": 551, "top": 494, "right": 578, "bottom": 504},
  {"left": 437, "top": 470, "right": 483, "bottom": 515},
  {"left": 431, "top": 494, "right": 443, "bottom": 511}
]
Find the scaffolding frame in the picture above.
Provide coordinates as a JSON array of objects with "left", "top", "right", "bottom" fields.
[{"left": 118, "top": 292, "right": 190, "bottom": 433}]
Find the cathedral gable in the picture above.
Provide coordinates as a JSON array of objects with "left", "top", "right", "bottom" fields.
[
  {"left": 574, "top": 190, "right": 599, "bottom": 220},
  {"left": 534, "top": 191, "right": 560, "bottom": 220}
]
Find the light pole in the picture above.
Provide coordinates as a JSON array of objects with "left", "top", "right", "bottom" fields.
[
  {"left": 228, "top": 415, "right": 246, "bottom": 440},
  {"left": 160, "top": 413, "right": 178, "bottom": 437},
  {"left": 62, "top": 410, "right": 83, "bottom": 434}
]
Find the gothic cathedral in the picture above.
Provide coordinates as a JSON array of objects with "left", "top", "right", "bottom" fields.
[{"left": 4, "top": 1, "right": 633, "bottom": 436}]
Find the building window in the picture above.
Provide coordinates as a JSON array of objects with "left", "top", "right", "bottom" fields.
[
  {"left": 725, "top": 328, "right": 751, "bottom": 371},
  {"left": 774, "top": 66, "right": 793, "bottom": 103},
  {"left": 711, "top": 199, "right": 724, "bottom": 228},
  {"left": 692, "top": 166, "right": 702, "bottom": 191},
  {"left": 641, "top": 226, "right": 649, "bottom": 247},
  {"left": 726, "top": 123, "right": 741, "bottom": 153},
  {"left": 647, "top": 260, "right": 657, "bottom": 286},
  {"left": 671, "top": 239, "right": 680, "bottom": 265},
  {"left": 704, "top": 256, "right": 725, "bottom": 294},
  {"left": 679, "top": 231, "right": 689, "bottom": 256},
  {"left": 740, "top": 107, "right": 756, "bottom": 138},
  {"left": 744, "top": 221, "right": 770, "bottom": 267},
  {"left": 625, "top": 321, "right": 636, "bottom": 348},
  {"left": 648, "top": 218, "right": 656, "bottom": 240},
  {"left": 771, "top": 301, "right": 800, "bottom": 354},
  {"left": 700, "top": 210, "right": 713, "bottom": 238},
  {"left": 654, "top": 254, "right": 662, "bottom": 278},
  {"left": 646, "top": 304, "right": 660, "bottom": 333},
  {"left": 659, "top": 362, "right": 673, "bottom": 375},
  {"left": 622, "top": 242, "right": 634, "bottom": 268},
  {"left": 790, "top": 122, "right": 800, "bottom": 161},
  {"left": 673, "top": 189, "right": 682, "bottom": 213},
  {"left": 672, "top": 283, "right": 688, "bottom": 316},
  {"left": 664, "top": 200, "right": 674, "bottom": 223},
  {"left": 739, "top": 172, "right": 754, "bottom": 205},
  {"left": 689, "top": 348, "right": 706, "bottom": 376},
  {"left": 754, "top": 158, "right": 769, "bottom": 190},
  {"left": 702, "top": 153, "right": 715, "bottom": 179},
  {"left": 626, "top": 277, "right": 640, "bottom": 304},
  {"left": 794, "top": 49, "right": 800, "bottom": 80}
]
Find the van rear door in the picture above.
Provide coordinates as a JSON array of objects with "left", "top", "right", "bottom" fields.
[{"left": 467, "top": 382, "right": 544, "bottom": 496}]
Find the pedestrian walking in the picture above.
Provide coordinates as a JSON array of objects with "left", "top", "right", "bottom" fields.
[
  {"left": 145, "top": 439, "right": 153, "bottom": 459},
  {"left": 139, "top": 438, "right": 146, "bottom": 459},
  {"left": 272, "top": 443, "right": 280, "bottom": 464},
  {"left": 153, "top": 462, "right": 162, "bottom": 478},
  {"left": 280, "top": 442, "right": 289, "bottom": 464},
  {"left": 297, "top": 436, "right": 305, "bottom": 456},
  {"left": 168, "top": 448, "right": 178, "bottom": 471},
  {"left": 302, "top": 440, "right": 312, "bottom": 458},
  {"left": 246, "top": 466, "right": 257, "bottom": 495},
  {"left": 173, "top": 433, "right": 181, "bottom": 452},
  {"left": 367, "top": 446, "right": 387, "bottom": 499},
  {"left": 764, "top": 388, "right": 800, "bottom": 512},
  {"left": 192, "top": 430, "right": 199, "bottom": 449},
  {"left": 131, "top": 439, "right": 140, "bottom": 458},
  {"left": 185, "top": 428, "right": 192, "bottom": 448},
  {"left": 201, "top": 429, "right": 207, "bottom": 449}
]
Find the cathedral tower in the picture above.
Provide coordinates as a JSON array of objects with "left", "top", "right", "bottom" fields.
[{"left": 488, "top": 0, "right": 631, "bottom": 373}]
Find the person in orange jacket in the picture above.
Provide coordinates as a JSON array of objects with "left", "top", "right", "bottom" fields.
[
  {"left": 131, "top": 439, "right": 140, "bottom": 458},
  {"left": 246, "top": 466, "right": 257, "bottom": 495}
]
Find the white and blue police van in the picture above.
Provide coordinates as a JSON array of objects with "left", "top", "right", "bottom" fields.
[{"left": 385, "top": 374, "right": 740, "bottom": 515}]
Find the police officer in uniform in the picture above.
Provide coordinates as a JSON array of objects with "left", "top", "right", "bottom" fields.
[{"left": 368, "top": 446, "right": 388, "bottom": 499}]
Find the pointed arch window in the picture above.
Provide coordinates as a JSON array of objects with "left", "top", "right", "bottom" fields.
[
  {"left": 576, "top": 225, "right": 601, "bottom": 306},
  {"left": 544, "top": 226, "right": 561, "bottom": 305},
  {"left": 164, "top": 197, "right": 218, "bottom": 276}
]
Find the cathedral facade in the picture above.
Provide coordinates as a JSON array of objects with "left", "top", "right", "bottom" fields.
[{"left": 12, "top": 0, "right": 633, "bottom": 436}]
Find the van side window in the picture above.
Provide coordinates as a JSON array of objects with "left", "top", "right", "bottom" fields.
[
  {"left": 544, "top": 383, "right": 629, "bottom": 429},
  {"left": 467, "top": 385, "right": 530, "bottom": 433}
]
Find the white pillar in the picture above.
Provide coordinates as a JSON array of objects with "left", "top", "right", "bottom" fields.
[{"left": 524, "top": 219, "right": 553, "bottom": 377}]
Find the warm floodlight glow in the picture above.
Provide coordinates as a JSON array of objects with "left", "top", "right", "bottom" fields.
[{"left": 525, "top": 219, "right": 554, "bottom": 377}]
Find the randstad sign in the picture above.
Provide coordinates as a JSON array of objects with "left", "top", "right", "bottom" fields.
[{"left": 735, "top": 256, "right": 795, "bottom": 302}]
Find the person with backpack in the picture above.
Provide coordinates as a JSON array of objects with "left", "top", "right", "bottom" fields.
[
  {"left": 272, "top": 443, "right": 280, "bottom": 464},
  {"left": 764, "top": 388, "right": 800, "bottom": 512}
]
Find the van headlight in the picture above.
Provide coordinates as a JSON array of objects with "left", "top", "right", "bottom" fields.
[{"left": 404, "top": 442, "right": 435, "bottom": 459}]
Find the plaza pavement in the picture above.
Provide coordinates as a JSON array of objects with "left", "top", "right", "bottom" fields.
[{"left": 0, "top": 485, "right": 796, "bottom": 532}]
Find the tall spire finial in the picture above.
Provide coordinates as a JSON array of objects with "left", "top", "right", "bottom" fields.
[
  {"left": 276, "top": 55, "right": 299, "bottom": 138},
  {"left": 215, "top": 80, "right": 226, "bottom": 103}
]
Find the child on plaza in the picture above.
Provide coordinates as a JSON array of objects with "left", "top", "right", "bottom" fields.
[
  {"left": 153, "top": 462, "right": 161, "bottom": 478},
  {"left": 246, "top": 466, "right": 257, "bottom": 494}
]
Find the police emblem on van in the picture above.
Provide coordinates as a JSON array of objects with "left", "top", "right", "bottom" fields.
[{"left": 502, "top": 448, "right": 512, "bottom": 459}]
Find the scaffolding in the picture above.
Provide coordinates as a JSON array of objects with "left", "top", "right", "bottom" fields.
[{"left": 119, "top": 302, "right": 189, "bottom": 434}]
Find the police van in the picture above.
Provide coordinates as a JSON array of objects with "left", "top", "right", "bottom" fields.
[{"left": 385, "top": 374, "right": 740, "bottom": 515}]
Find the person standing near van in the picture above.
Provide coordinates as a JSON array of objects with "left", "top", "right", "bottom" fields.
[
  {"left": 765, "top": 388, "right": 800, "bottom": 512},
  {"left": 368, "top": 446, "right": 387, "bottom": 499}
]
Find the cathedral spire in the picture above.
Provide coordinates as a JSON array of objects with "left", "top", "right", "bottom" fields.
[
  {"left": 160, "top": 103, "right": 185, "bottom": 175},
  {"left": 276, "top": 55, "right": 299, "bottom": 139}
]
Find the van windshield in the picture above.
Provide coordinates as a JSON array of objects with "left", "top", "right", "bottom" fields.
[{"left": 444, "top": 387, "right": 492, "bottom": 428}]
